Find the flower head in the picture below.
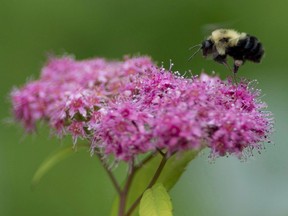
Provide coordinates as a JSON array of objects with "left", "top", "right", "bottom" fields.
[{"left": 11, "top": 55, "right": 273, "bottom": 161}]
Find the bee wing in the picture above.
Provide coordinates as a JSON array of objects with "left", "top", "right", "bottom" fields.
[{"left": 201, "top": 20, "right": 241, "bottom": 36}]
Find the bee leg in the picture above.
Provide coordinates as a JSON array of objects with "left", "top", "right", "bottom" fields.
[
  {"left": 229, "top": 64, "right": 238, "bottom": 85},
  {"left": 213, "top": 54, "right": 227, "bottom": 65},
  {"left": 214, "top": 55, "right": 237, "bottom": 84},
  {"left": 213, "top": 55, "right": 233, "bottom": 72},
  {"left": 233, "top": 60, "right": 244, "bottom": 84},
  {"left": 233, "top": 60, "right": 244, "bottom": 73},
  {"left": 214, "top": 55, "right": 232, "bottom": 72},
  {"left": 232, "top": 71, "right": 238, "bottom": 85}
]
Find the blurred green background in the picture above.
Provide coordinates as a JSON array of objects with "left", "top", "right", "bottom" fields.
[{"left": 1, "top": 0, "right": 287, "bottom": 215}]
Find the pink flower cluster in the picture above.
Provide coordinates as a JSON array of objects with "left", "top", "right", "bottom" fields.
[{"left": 11, "top": 56, "right": 273, "bottom": 161}]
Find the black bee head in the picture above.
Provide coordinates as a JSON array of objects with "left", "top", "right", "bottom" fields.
[{"left": 202, "top": 39, "right": 214, "bottom": 57}]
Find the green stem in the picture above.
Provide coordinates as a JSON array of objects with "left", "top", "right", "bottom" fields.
[
  {"left": 125, "top": 153, "right": 168, "bottom": 216},
  {"left": 96, "top": 153, "right": 122, "bottom": 195},
  {"left": 118, "top": 160, "right": 135, "bottom": 216},
  {"left": 134, "top": 152, "right": 156, "bottom": 171}
]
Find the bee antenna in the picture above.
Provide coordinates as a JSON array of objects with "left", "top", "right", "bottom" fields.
[
  {"left": 188, "top": 44, "right": 202, "bottom": 51},
  {"left": 188, "top": 46, "right": 202, "bottom": 62}
]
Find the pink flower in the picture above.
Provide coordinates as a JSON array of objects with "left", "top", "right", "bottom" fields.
[
  {"left": 96, "top": 102, "right": 153, "bottom": 161},
  {"left": 11, "top": 55, "right": 273, "bottom": 161},
  {"left": 97, "top": 67, "right": 272, "bottom": 160},
  {"left": 68, "top": 121, "right": 87, "bottom": 144}
]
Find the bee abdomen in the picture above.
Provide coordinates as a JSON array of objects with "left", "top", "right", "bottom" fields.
[
  {"left": 227, "top": 35, "right": 264, "bottom": 63},
  {"left": 246, "top": 41, "right": 264, "bottom": 62}
]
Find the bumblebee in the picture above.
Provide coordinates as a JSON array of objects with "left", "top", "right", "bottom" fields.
[{"left": 190, "top": 29, "right": 264, "bottom": 74}]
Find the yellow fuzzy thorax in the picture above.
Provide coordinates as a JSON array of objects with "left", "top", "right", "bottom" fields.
[{"left": 209, "top": 29, "right": 247, "bottom": 55}]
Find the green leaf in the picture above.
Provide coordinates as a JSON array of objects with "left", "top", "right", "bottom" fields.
[
  {"left": 139, "top": 183, "right": 173, "bottom": 216},
  {"left": 158, "top": 150, "right": 200, "bottom": 189},
  {"left": 110, "top": 149, "right": 201, "bottom": 216},
  {"left": 31, "top": 145, "right": 87, "bottom": 188}
]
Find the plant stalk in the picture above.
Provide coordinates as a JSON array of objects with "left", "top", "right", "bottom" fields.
[
  {"left": 125, "top": 154, "right": 168, "bottom": 216},
  {"left": 118, "top": 160, "right": 135, "bottom": 216},
  {"left": 96, "top": 153, "right": 122, "bottom": 195}
]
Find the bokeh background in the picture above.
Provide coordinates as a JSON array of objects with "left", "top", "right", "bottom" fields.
[{"left": 1, "top": 0, "right": 287, "bottom": 215}]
